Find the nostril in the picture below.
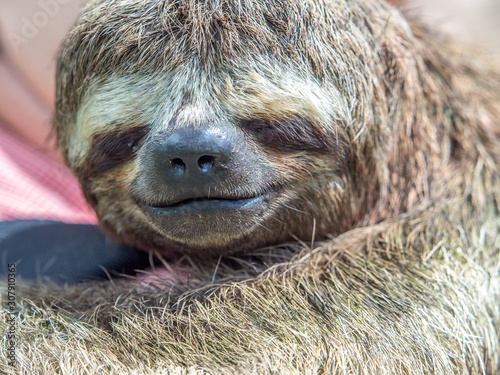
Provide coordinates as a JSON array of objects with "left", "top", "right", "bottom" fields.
[
  {"left": 170, "top": 158, "right": 186, "bottom": 175},
  {"left": 197, "top": 155, "right": 215, "bottom": 172}
]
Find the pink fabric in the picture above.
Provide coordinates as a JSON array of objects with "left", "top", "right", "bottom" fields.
[{"left": 0, "top": 126, "right": 97, "bottom": 224}]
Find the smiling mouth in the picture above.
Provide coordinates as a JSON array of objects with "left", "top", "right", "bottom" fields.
[
  {"left": 151, "top": 194, "right": 267, "bottom": 212},
  {"left": 132, "top": 187, "right": 278, "bottom": 247},
  {"left": 140, "top": 189, "right": 276, "bottom": 217}
]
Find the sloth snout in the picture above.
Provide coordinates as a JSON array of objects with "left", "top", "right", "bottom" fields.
[{"left": 150, "top": 125, "right": 237, "bottom": 190}]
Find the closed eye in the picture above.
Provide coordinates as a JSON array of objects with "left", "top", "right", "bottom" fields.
[
  {"left": 87, "top": 125, "right": 149, "bottom": 175},
  {"left": 239, "top": 115, "right": 345, "bottom": 155}
]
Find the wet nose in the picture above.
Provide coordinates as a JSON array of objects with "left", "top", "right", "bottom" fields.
[{"left": 151, "top": 126, "right": 234, "bottom": 191}]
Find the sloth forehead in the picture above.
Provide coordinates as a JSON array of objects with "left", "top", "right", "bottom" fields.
[{"left": 70, "top": 61, "right": 351, "bottom": 164}]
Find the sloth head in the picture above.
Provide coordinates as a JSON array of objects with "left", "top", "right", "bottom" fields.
[{"left": 55, "top": 0, "right": 425, "bottom": 256}]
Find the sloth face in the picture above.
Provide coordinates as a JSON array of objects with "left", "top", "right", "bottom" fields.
[
  {"left": 67, "top": 62, "right": 351, "bottom": 256},
  {"left": 56, "top": 0, "right": 411, "bottom": 256}
]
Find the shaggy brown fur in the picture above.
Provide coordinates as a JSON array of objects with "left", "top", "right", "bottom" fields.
[{"left": 2, "top": 0, "right": 500, "bottom": 373}]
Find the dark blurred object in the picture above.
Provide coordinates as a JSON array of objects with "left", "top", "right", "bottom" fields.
[{"left": 0, "top": 220, "right": 151, "bottom": 284}]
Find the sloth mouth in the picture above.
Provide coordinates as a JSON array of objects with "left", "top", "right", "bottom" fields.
[
  {"left": 147, "top": 193, "right": 271, "bottom": 212},
  {"left": 143, "top": 189, "right": 275, "bottom": 215},
  {"left": 137, "top": 187, "right": 277, "bottom": 218},
  {"left": 134, "top": 187, "right": 278, "bottom": 247}
]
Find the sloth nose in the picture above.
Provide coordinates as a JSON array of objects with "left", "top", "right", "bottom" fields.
[
  {"left": 166, "top": 153, "right": 226, "bottom": 176},
  {"left": 151, "top": 126, "right": 234, "bottom": 189},
  {"left": 169, "top": 154, "right": 222, "bottom": 174}
]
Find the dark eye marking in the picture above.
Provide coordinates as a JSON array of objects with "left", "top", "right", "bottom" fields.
[
  {"left": 87, "top": 125, "right": 149, "bottom": 175},
  {"left": 240, "top": 116, "right": 345, "bottom": 155}
]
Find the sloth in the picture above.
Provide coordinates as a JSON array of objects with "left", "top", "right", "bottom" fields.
[{"left": 2, "top": 0, "right": 500, "bottom": 374}]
